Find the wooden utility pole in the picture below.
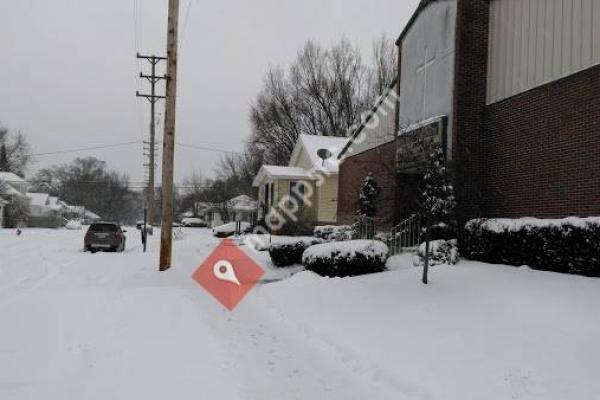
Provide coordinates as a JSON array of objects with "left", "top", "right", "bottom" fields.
[
  {"left": 136, "top": 54, "right": 166, "bottom": 228},
  {"left": 159, "top": 0, "right": 180, "bottom": 271}
]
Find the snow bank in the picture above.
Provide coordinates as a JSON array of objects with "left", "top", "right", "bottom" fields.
[{"left": 65, "top": 220, "right": 83, "bottom": 230}]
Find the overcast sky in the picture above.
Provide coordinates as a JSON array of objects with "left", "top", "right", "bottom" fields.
[{"left": 0, "top": 0, "right": 419, "bottom": 184}]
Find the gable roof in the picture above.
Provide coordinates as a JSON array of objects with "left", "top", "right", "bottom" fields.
[
  {"left": 395, "top": 0, "right": 439, "bottom": 45},
  {"left": 338, "top": 77, "right": 398, "bottom": 160},
  {"left": 228, "top": 195, "right": 257, "bottom": 211},
  {"left": 0, "top": 171, "right": 26, "bottom": 184},
  {"left": 252, "top": 165, "right": 318, "bottom": 187},
  {"left": 288, "top": 134, "right": 347, "bottom": 173}
]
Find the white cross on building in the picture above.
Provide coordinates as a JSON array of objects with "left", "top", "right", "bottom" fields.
[{"left": 416, "top": 46, "right": 437, "bottom": 119}]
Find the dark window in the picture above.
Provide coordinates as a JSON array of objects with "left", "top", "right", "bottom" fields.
[
  {"left": 264, "top": 184, "right": 270, "bottom": 206},
  {"left": 89, "top": 223, "right": 119, "bottom": 232},
  {"left": 290, "top": 181, "right": 306, "bottom": 206}
]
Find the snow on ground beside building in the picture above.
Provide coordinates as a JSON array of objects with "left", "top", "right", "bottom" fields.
[{"left": 0, "top": 228, "right": 599, "bottom": 399}]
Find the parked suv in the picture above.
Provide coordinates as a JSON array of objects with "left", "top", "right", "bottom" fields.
[{"left": 84, "top": 222, "right": 127, "bottom": 252}]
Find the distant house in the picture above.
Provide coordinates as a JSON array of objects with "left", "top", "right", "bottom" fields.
[
  {"left": 253, "top": 134, "right": 347, "bottom": 226},
  {"left": 0, "top": 172, "right": 29, "bottom": 228},
  {"left": 0, "top": 172, "right": 28, "bottom": 199},
  {"left": 25, "top": 192, "right": 66, "bottom": 228},
  {"left": 63, "top": 205, "right": 101, "bottom": 224},
  {"left": 193, "top": 202, "right": 224, "bottom": 228},
  {"left": 27, "top": 192, "right": 52, "bottom": 217},
  {"left": 227, "top": 195, "right": 257, "bottom": 224}
]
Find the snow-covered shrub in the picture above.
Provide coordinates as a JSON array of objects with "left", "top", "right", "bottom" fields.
[
  {"left": 463, "top": 217, "right": 600, "bottom": 276},
  {"left": 414, "top": 239, "right": 459, "bottom": 267},
  {"left": 181, "top": 217, "right": 208, "bottom": 228},
  {"left": 302, "top": 240, "right": 388, "bottom": 277},
  {"left": 269, "top": 238, "right": 324, "bottom": 267},
  {"left": 212, "top": 222, "right": 251, "bottom": 238},
  {"left": 314, "top": 225, "right": 353, "bottom": 241},
  {"left": 358, "top": 173, "right": 380, "bottom": 218}
]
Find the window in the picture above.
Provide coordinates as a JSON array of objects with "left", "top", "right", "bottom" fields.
[
  {"left": 264, "top": 184, "right": 270, "bottom": 206},
  {"left": 290, "top": 181, "right": 306, "bottom": 206}
]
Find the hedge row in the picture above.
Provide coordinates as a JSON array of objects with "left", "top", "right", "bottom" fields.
[{"left": 463, "top": 218, "right": 600, "bottom": 277}]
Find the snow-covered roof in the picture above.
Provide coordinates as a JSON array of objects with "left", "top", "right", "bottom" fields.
[
  {"left": 0, "top": 183, "right": 24, "bottom": 197},
  {"left": 195, "top": 202, "right": 221, "bottom": 212},
  {"left": 228, "top": 195, "right": 257, "bottom": 211},
  {"left": 27, "top": 192, "right": 50, "bottom": 206},
  {"left": 289, "top": 134, "right": 347, "bottom": 173},
  {"left": 0, "top": 172, "right": 26, "bottom": 184},
  {"left": 252, "top": 165, "right": 318, "bottom": 187},
  {"left": 0, "top": 197, "right": 8, "bottom": 205},
  {"left": 66, "top": 205, "right": 101, "bottom": 220}
]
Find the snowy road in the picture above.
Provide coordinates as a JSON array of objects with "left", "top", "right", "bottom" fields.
[
  {"left": 1, "top": 228, "right": 600, "bottom": 400},
  {"left": 0, "top": 228, "right": 400, "bottom": 400}
]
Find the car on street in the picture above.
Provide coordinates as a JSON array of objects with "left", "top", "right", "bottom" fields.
[{"left": 84, "top": 222, "right": 127, "bottom": 252}]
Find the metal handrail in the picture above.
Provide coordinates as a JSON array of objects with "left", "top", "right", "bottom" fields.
[{"left": 388, "top": 214, "right": 421, "bottom": 255}]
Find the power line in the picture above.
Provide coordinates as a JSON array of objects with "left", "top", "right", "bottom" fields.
[
  {"left": 27, "top": 141, "right": 142, "bottom": 157},
  {"left": 23, "top": 140, "right": 242, "bottom": 158},
  {"left": 176, "top": 142, "right": 243, "bottom": 155}
]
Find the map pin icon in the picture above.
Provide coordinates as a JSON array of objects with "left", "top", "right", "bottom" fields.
[{"left": 213, "top": 260, "right": 241, "bottom": 286}]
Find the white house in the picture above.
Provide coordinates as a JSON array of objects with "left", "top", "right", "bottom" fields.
[
  {"left": 227, "top": 195, "right": 257, "bottom": 224},
  {"left": 193, "top": 202, "right": 224, "bottom": 228},
  {"left": 0, "top": 172, "right": 28, "bottom": 198},
  {"left": 253, "top": 134, "right": 347, "bottom": 226}
]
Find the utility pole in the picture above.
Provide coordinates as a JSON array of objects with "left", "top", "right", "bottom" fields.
[
  {"left": 159, "top": 0, "right": 180, "bottom": 272},
  {"left": 136, "top": 54, "right": 166, "bottom": 229}
]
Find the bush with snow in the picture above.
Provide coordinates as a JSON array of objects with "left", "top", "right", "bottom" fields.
[
  {"left": 302, "top": 240, "right": 388, "bottom": 277},
  {"left": 65, "top": 220, "right": 83, "bottom": 230},
  {"left": 314, "top": 225, "right": 353, "bottom": 241},
  {"left": 414, "top": 239, "right": 459, "bottom": 267},
  {"left": 269, "top": 238, "right": 325, "bottom": 267},
  {"left": 463, "top": 217, "right": 600, "bottom": 276}
]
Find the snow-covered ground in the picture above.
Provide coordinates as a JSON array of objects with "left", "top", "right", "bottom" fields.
[{"left": 0, "top": 228, "right": 599, "bottom": 399}]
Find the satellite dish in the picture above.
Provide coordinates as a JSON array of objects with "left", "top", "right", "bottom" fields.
[{"left": 317, "top": 148, "right": 333, "bottom": 165}]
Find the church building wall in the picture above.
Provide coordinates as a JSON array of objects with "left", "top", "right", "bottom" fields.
[
  {"left": 399, "top": 0, "right": 457, "bottom": 159},
  {"left": 487, "top": 0, "right": 600, "bottom": 104}
]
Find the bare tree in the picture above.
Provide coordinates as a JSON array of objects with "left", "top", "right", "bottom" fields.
[
  {"left": 0, "top": 125, "right": 32, "bottom": 176},
  {"left": 368, "top": 34, "right": 398, "bottom": 99},
  {"left": 249, "top": 38, "right": 373, "bottom": 165}
]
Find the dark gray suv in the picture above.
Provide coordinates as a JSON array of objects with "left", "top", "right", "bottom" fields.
[{"left": 84, "top": 222, "right": 127, "bottom": 252}]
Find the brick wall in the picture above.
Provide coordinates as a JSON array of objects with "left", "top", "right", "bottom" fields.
[
  {"left": 452, "top": 0, "right": 490, "bottom": 225},
  {"left": 337, "top": 140, "right": 397, "bottom": 228},
  {"left": 484, "top": 65, "right": 600, "bottom": 218}
]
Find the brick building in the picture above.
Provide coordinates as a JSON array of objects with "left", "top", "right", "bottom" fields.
[
  {"left": 393, "top": 0, "right": 600, "bottom": 228},
  {"left": 337, "top": 80, "right": 399, "bottom": 228}
]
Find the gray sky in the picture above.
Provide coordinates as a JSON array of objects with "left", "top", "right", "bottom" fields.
[{"left": 0, "top": 0, "right": 419, "bottom": 184}]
